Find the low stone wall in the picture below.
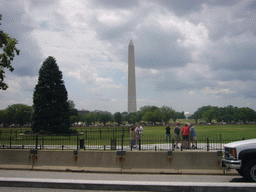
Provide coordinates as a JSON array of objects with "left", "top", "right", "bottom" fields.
[{"left": 0, "top": 150, "right": 223, "bottom": 173}]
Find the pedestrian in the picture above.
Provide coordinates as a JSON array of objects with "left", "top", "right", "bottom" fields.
[
  {"left": 130, "top": 126, "right": 136, "bottom": 148},
  {"left": 182, "top": 123, "right": 190, "bottom": 149},
  {"left": 173, "top": 123, "right": 181, "bottom": 149},
  {"left": 189, "top": 124, "right": 197, "bottom": 149},
  {"left": 135, "top": 123, "right": 143, "bottom": 144},
  {"left": 165, "top": 124, "right": 171, "bottom": 142}
]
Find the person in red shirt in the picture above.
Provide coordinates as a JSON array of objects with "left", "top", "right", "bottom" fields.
[{"left": 182, "top": 123, "right": 190, "bottom": 149}]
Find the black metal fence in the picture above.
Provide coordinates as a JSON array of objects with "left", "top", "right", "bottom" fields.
[{"left": 0, "top": 130, "right": 244, "bottom": 151}]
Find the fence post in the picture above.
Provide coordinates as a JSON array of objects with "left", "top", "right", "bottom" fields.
[
  {"left": 172, "top": 138, "right": 175, "bottom": 151},
  {"left": 35, "top": 134, "right": 38, "bottom": 149},
  {"left": 42, "top": 136, "right": 44, "bottom": 149},
  {"left": 220, "top": 134, "right": 222, "bottom": 151},
  {"left": 10, "top": 137, "right": 11, "bottom": 149},
  {"left": 100, "top": 129, "right": 102, "bottom": 139},
  {"left": 113, "top": 129, "right": 114, "bottom": 138},
  {"left": 207, "top": 138, "right": 209, "bottom": 151},
  {"left": 121, "top": 135, "right": 124, "bottom": 151},
  {"left": 181, "top": 139, "right": 183, "bottom": 151},
  {"left": 77, "top": 132, "right": 79, "bottom": 150},
  {"left": 139, "top": 138, "right": 141, "bottom": 151}
]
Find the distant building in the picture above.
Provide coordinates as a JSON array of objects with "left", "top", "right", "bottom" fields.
[
  {"left": 78, "top": 110, "right": 90, "bottom": 115},
  {"left": 93, "top": 110, "right": 112, "bottom": 115}
]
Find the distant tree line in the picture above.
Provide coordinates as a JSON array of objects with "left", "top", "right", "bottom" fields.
[
  {"left": 1, "top": 104, "right": 256, "bottom": 129},
  {"left": 59, "top": 105, "right": 185, "bottom": 126},
  {"left": 0, "top": 104, "right": 33, "bottom": 126},
  {"left": 191, "top": 105, "right": 256, "bottom": 124}
]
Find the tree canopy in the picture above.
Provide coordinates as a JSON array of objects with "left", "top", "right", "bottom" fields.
[
  {"left": 31, "top": 56, "right": 70, "bottom": 134},
  {"left": 114, "top": 112, "right": 122, "bottom": 125},
  {"left": 0, "top": 14, "right": 20, "bottom": 90},
  {"left": 0, "top": 104, "right": 32, "bottom": 126},
  {"left": 192, "top": 105, "right": 256, "bottom": 124}
]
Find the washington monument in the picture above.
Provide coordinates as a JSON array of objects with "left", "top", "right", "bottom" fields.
[{"left": 128, "top": 39, "right": 137, "bottom": 113}]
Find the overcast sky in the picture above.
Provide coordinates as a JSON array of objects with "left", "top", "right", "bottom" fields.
[{"left": 1, "top": 0, "right": 256, "bottom": 114}]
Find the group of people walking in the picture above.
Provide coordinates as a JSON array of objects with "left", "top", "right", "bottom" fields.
[
  {"left": 130, "top": 122, "right": 197, "bottom": 149},
  {"left": 167, "top": 123, "right": 197, "bottom": 149}
]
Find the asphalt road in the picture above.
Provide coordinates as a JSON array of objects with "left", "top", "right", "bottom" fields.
[
  {"left": 0, "top": 170, "right": 255, "bottom": 191},
  {"left": 0, "top": 187, "right": 101, "bottom": 192}
]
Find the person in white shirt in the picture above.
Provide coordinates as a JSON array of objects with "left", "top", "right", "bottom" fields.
[{"left": 135, "top": 123, "right": 143, "bottom": 142}]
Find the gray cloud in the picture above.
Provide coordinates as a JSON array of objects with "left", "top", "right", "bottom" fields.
[
  {"left": 154, "top": 0, "right": 204, "bottom": 16},
  {"left": 135, "top": 29, "right": 191, "bottom": 69},
  {"left": 152, "top": 70, "right": 213, "bottom": 93},
  {"left": 0, "top": 1, "right": 43, "bottom": 77},
  {"left": 207, "top": 41, "right": 256, "bottom": 72},
  {"left": 154, "top": 0, "right": 241, "bottom": 17},
  {"left": 206, "top": 0, "right": 242, "bottom": 6},
  {"left": 95, "top": 25, "right": 133, "bottom": 40},
  {"left": 244, "top": 90, "right": 256, "bottom": 99},
  {"left": 214, "top": 70, "right": 256, "bottom": 82},
  {"left": 30, "top": 0, "right": 60, "bottom": 7},
  {"left": 93, "top": 0, "right": 139, "bottom": 8}
]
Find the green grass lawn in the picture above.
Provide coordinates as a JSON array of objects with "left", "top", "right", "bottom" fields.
[
  {"left": 0, "top": 124, "right": 255, "bottom": 146},
  {"left": 144, "top": 124, "right": 256, "bottom": 140}
]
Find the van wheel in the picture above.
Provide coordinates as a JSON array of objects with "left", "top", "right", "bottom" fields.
[{"left": 243, "top": 160, "right": 256, "bottom": 182}]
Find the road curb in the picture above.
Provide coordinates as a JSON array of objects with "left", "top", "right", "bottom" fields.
[
  {"left": 0, "top": 177, "right": 256, "bottom": 191},
  {"left": 0, "top": 166, "right": 239, "bottom": 175}
]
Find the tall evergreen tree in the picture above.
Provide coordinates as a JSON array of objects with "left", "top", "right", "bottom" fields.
[{"left": 32, "top": 56, "right": 70, "bottom": 134}]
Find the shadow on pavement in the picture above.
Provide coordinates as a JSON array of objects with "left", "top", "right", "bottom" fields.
[{"left": 229, "top": 177, "right": 254, "bottom": 183}]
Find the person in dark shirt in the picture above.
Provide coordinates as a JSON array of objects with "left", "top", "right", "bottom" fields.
[
  {"left": 189, "top": 124, "right": 197, "bottom": 149},
  {"left": 173, "top": 123, "right": 181, "bottom": 149},
  {"left": 165, "top": 124, "right": 171, "bottom": 142}
]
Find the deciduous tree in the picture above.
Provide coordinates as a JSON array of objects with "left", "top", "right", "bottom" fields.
[
  {"left": 0, "top": 14, "right": 20, "bottom": 90},
  {"left": 160, "top": 106, "right": 173, "bottom": 125},
  {"left": 114, "top": 112, "right": 122, "bottom": 125},
  {"left": 84, "top": 113, "right": 95, "bottom": 126},
  {"left": 99, "top": 113, "right": 112, "bottom": 126}
]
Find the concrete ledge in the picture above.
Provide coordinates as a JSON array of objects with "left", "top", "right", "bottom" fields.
[{"left": 0, "top": 149, "right": 237, "bottom": 175}]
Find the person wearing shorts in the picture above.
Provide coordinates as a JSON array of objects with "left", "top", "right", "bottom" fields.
[
  {"left": 189, "top": 124, "right": 197, "bottom": 149},
  {"left": 135, "top": 123, "right": 143, "bottom": 144},
  {"left": 174, "top": 123, "right": 181, "bottom": 149},
  {"left": 182, "top": 123, "right": 190, "bottom": 149}
]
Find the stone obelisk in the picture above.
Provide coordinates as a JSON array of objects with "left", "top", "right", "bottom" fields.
[{"left": 128, "top": 39, "right": 137, "bottom": 113}]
